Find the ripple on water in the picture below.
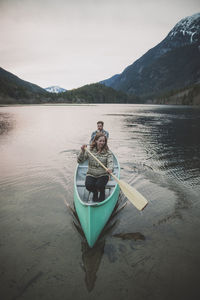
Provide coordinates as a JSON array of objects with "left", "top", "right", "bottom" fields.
[{"left": 1, "top": 104, "right": 200, "bottom": 300}]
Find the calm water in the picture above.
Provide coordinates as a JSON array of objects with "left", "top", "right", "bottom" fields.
[{"left": 0, "top": 104, "right": 200, "bottom": 300}]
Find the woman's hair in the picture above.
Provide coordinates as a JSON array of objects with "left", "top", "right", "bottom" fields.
[{"left": 90, "top": 132, "right": 109, "bottom": 151}]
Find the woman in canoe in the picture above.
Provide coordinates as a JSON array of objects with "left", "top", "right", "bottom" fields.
[{"left": 77, "top": 132, "right": 113, "bottom": 202}]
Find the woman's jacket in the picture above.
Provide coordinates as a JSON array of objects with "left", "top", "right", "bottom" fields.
[{"left": 77, "top": 148, "right": 113, "bottom": 178}]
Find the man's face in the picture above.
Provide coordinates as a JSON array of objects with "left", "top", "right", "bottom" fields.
[{"left": 97, "top": 123, "right": 103, "bottom": 131}]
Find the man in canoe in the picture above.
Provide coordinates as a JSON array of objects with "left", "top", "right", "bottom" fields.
[
  {"left": 89, "top": 121, "right": 109, "bottom": 144},
  {"left": 78, "top": 133, "right": 113, "bottom": 202}
]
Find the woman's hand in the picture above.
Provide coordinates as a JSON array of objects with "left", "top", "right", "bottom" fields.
[
  {"left": 107, "top": 169, "right": 112, "bottom": 174},
  {"left": 81, "top": 144, "right": 87, "bottom": 152}
]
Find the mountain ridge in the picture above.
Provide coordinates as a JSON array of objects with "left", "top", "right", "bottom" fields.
[
  {"left": 1, "top": 13, "right": 200, "bottom": 105},
  {"left": 0, "top": 67, "right": 47, "bottom": 94},
  {"left": 101, "top": 12, "right": 200, "bottom": 100},
  {"left": 0, "top": 67, "right": 129, "bottom": 104}
]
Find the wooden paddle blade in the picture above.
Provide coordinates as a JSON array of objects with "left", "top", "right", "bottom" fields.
[{"left": 118, "top": 180, "right": 148, "bottom": 211}]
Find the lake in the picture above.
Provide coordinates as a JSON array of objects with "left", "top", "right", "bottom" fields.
[{"left": 0, "top": 104, "right": 200, "bottom": 300}]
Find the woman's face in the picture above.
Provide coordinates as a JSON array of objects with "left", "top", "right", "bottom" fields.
[{"left": 96, "top": 136, "right": 106, "bottom": 149}]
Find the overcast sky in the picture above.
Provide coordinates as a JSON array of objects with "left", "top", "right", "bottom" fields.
[{"left": 0, "top": 0, "right": 199, "bottom": 90}]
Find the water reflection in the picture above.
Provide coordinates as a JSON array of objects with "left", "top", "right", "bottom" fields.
[
  {"left": 0, "top": 112, "right": 15, "bottom": 135},
  {"left": 124, "top": 106, "right": 200, "bottom": 188},
  {"left": 65, "top": 198, "right": 128, "bottom": 292},
  {"left": 1, "top": 104, "right": 200, "bottom": 299},
  {"left": 76, "top": 218, "right": 146, "bottom": 292},
  {"left": 113, "top": 232, "right": 145, "bottom": 241},
  {"left": 122, "top": 106, "right": 200, "bottom": 228},
  {"left": 81, "top": 238, "right": 105, "bottom": 292},
  {"left": 74, "top": 214, "right": 119, "bottom": 292},
  {"left": 153, "top": 182, "right": 193, "bottom": 226}
]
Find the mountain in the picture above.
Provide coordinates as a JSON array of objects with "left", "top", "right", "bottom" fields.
[
  {"left": 151, "top": 82, "right": 200, "bottom": 105},
  {"left": 0, "top": 67, "right": 49, "bottom": 104},
  {"left": 0, "top": 67, "right": 131, "bottom": 104},
  {"left": 45, "top": 86, "right": 67, "bottom": 93},
  {"left": 54, "top": 83, "right": 131, "bottom": 103},
  {"left": 101, "top": 13, "right": 200, "bottom": 100}
]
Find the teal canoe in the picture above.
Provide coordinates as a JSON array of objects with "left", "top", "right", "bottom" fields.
[{"left": 74, "top": 153, "right": 120, "bottom": 247}]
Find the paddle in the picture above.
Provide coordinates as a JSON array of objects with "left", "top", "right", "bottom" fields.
[{"left": 84, "top": 147, "right": 148, "bottom": 211}]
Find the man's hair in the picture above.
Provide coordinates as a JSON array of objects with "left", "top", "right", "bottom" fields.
[{"left": 97, "top": 121, "right": 104, "bottom": 126}]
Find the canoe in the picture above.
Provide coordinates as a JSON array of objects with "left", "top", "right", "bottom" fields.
[{"left": 74, "top": 152, "right": 120, "bottom": 247}]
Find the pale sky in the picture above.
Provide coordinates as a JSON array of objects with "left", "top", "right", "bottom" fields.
[{"left": 0, "top": 0, "right": 199, "bottom": 90}]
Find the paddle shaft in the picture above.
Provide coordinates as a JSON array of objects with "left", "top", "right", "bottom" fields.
[
  {"left": 85, "top": 147, "right": 119, "bottom": 182},
  {"left": 84, "top": 147, "right": 148, "bottom": 211}
]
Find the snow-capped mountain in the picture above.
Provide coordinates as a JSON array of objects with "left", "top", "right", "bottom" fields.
[
  {"left": 101, "top": 13, "right": 200, "bottom": 98},
  {"left": 45, "top": 86, "right": 67, "bottom": 93},
  {"left": 168, "top": 13, "right": 200, "bottom": 44}
]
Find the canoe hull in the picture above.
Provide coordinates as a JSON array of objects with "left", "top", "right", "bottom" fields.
[
  {"left": 74, "top": 184, "right": 120, "bottom": 247},
  {"left": 74, "top": 153, "right": 120, "bottom": 247}
]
